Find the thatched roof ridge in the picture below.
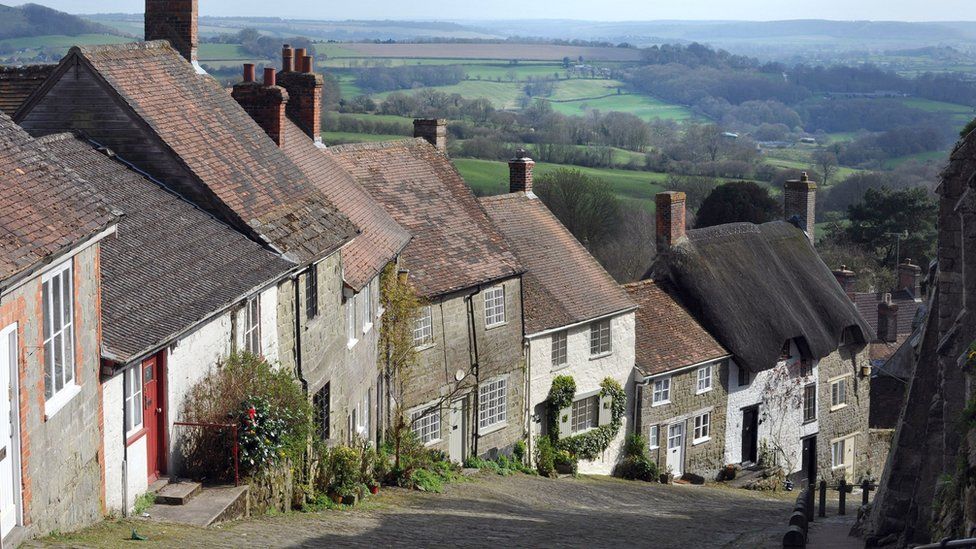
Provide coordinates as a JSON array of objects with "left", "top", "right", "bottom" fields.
[{"left": 663, "top": 220, "right": 873, "bottom": 372}]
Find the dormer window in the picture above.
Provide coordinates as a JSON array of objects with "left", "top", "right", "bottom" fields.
[{"left": 780, "top": 340, "right": 792, "bottom": 360}]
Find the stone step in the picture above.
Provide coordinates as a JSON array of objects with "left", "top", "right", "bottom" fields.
[
  {"left": 147, "top": 485, "right": 250, "bottom": 527},
  {"left": 147, "top": 475, "right": 170, "bottom": 494},
  {"left": 154, "top": 479, "right": 202, "bottom": 505}
]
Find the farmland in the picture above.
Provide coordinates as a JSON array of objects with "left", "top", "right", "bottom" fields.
[{"left": 326, "top": 42, "right": 643, "bottom": 62}]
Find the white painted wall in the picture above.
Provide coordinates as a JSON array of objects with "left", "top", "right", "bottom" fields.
[
  {"left": 724, "top": 349, "right": 818, "bottom": 474},
  {"left": 527, "top": 311, "right": 636, "bottom": 475},
  {"left": 102, "top": 372, "right": 149, "bottom": 514},
  {"left": 259, "top": 286, "right": 279, "bottom": 363}
]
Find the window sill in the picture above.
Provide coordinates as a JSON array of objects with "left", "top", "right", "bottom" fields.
[
  {"left": 589, "top": 351, "right": 613, "bottom": 361},
  {"left": 803, "top": 418, "right": 817, "bottom": 425},
  {"left": 414, "top": 342, "right": 435, "bottom": 352},
  {"left": 126, "top": 426, "right": 147, "bottom": 447},
  {"left": 569, "top": 426, "right": 598, "bottom": 437},
  {"left": 479, "top": 421, "right": 508, "bottom": 437},
  {"left": 550, "top": 362, "right": 570, "bottom": 373},
  {"left": 651, "top": 400, "right": 670, "bottom": 408},
  {"left": 831, "top": 464, "right": 849, "bottom": 471},
  {"left": 830, "top": 404, "right": 848, "bottom": 412},
  {"left": 696, "top": 387, "right": 713, "bottom": 395},
  {"left": 423, "top": 438, "right": 443, "bottom": 447},
  {"left": 45, "top": 383, "right": 81, "bottom": 420},
  {"left": 347, "top": 338, "right": 359, "bottom": 350},
  {"left": 649, "top": 446, "right": 660, "bottom": 451},
  {"left": 362, "top": 322, "right": 373, "bottom": 336},
  {"left": 485, "top": 321, "right": 508, "bottom": 331},
  {"left": 692, "top": 436, "right": 711, "bottom": 446}
]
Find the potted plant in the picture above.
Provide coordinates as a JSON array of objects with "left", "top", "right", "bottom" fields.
[
  {"left": 660, "top": 465, "right": 674, "bottom": 484},
  {"left": 329, "top": 446, "right": 361, "bottom": 506},
  {"left": 554, "top": 450, "right": 577, "bottom": 475}
]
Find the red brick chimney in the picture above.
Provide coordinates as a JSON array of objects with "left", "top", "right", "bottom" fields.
[
  {"left": 145, "top": 0, "right": 198, "bottom": 63},
  {"left": 784, "top": 172, "right": 817, "bottom": 246},
  {"left": 509, "top": 149, "right": 534, "bottom": 194},
  {"left": 276, "top": 45, "right": 323, "bottom": 142},
  {"left": 897, "top": 258, "right": 921, "bottom": 297},
  {"left": 877, "top": 293, "right": 899, "bottom": 343},
  {"left": 655, "top": 191, "right": 686, "bottom": 252},
  {"left": 413, "top": 119, "right": 447, "bottom": 152},
  {"left": 832, "top": 265, "right": 857, "bottom": 301},
  {"left": 232, "top": 64, "right": 289, "bottom": 147}
]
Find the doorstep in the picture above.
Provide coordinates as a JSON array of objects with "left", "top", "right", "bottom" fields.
[{"left": 146, "top": 485, "right": 249, "bottom": 527}]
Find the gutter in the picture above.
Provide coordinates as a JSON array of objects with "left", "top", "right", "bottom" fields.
[
  {"left": 524, "top": 305, "right": 639, "bottom": 340},
  {"left": 639, "top": 354, "right": 732, "bottom": 382}
]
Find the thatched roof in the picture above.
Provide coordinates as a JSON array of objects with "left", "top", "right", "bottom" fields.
[{"left": 657, "top": 220, "right": 873, "bottom": 372}]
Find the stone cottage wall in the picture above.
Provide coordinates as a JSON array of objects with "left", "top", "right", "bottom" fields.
[{"left": 817, "top": 345, "right": 871, "bottom": 484}]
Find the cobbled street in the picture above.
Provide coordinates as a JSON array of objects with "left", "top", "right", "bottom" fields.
[{"left": 32, "top": 473, "right": 794, "bottom": 548}]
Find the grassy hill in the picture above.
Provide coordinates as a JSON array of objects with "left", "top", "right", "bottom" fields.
[{"left": 0, "top": 3, "right": 122, "bottom": 40}]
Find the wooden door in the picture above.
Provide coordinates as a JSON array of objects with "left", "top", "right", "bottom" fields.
[
  {"left": 142, "top": 357, "right": 160, "bottom": 481},
  {"left": 741, "top": 406, "right": 759, "bottom": 464},
  {"left": 801, "top": 436, "right": 817, "bottom": 488},
  {"left": 0, "top": 324, "right": 20, "bottom": 538}
]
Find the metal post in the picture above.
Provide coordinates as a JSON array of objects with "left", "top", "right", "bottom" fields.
[
  {"left": 839, "top": 479, "right": 847, "bottom": 515},
  {"left": 807, "top": 485, "right": 815, "bottom": 522},
  {"left": 819, "top": 480, "right": 827, "bottom": 517},
  {"left": 862, "top": 480, "right": 870, "bottom": 506}
]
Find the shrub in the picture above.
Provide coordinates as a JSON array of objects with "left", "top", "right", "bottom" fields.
[
  {"left": 412, "top": 469, "right": 445, "bottom": 493},
  {"left": 328, "top": 446, "right": 362, "bottom": 498},
  {"left": 535, "top": 436, "right": 557, "bottom": 478},
  {"left": 616, "top": 433, "right": 659, "bottom": 482},
  {"left": 624, "top": 433, "right": 648, "bottom": 459},
  {"left": 555, "top": 450, "right": 579, "bottom": 476},
  {"left": 513, "top": 440, "right": 527, "bottom": 464}
]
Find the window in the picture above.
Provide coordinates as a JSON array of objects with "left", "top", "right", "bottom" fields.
[
  {"left": 803, "top": 383, "right": 817, "bottom": 423},
  {"left": 305, "top": 264, "right": 318, "bottom": 320},
  {"left": 411, "top": 407, "right": 441, "bottom": 445},
  {"left": 124, "top": 366, "right": 143, "bottom": 437},
  {"left": 413, "top": 305, "right": 433, "bottom": 348},
  {"left": 551, "top": 330, "right": 568, "bottom": 368},
  {"left": 589, "top": 319, "right": 612, "bottom": 356},
  {"left": 42, "top": 262, "right": 76, "bottom": 406},
  {"left": 799, "top": 358, "right": 812, "bottom": 377},
  {"left": 357, "top": 389, "right": 371, "bottom": 435},
  {"left": 696, "top": 364, "right": 713, "bottom": 394},
  {"left": 478, "top": 377, "right": 508, "bottom": 430},
  {"left": 571, "top": 395, "right": 598, "bottom": 433},
  {"left": 648, "top": 425, "right": 660, "bottom": 449},
  {"left": 831, "top": 377, "right": 848, "bottom": 409},
  {"left": 832, "top": 438, "right": 847, "bottom": 469},
  {"left": 244, "top": 295, "right": 261, "bottom": 355},
  {"left": 362, "top": 283, "right": 373, "bottom": 334},
  {"left": 346, "top": 294, "right": 358, "bottom": 346},
  {"left": 484, "top": 285, "right": 506, "bottom": 327},
  {"left": 313, "top": 383, "right": 330, "bottom": 440},
  {"left": 693, "top": 412, "right": 710, "bottom": 443},
  {"left": 780, "top": 340, "right": 791, "bottom": 359},
  {"left": 738, "top": 364, "right": 750, "bottom": 386},
  {"left": 652, "top": 377, "right": 671, "bottom": 406}
]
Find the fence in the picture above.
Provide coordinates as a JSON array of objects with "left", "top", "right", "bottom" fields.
[
  {"left": 172, "top": 421, "right": 240, "bottom": 487},
  {"left": 783, "top": 480, "right": 877, "bottom": 548}
]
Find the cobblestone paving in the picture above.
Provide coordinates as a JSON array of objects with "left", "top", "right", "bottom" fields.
[{"left": 33, "top": 474, "right": 794, "bottom": 548}]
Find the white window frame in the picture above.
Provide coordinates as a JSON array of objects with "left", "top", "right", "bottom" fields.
[
  {"left": 570, "top": 395, "right": 599, "bottom": 434},
  {"left": 551, "top": 330, "right": 568, "bottom": 369},
  {"left": 651, "top": 377, "right": 671, "bottom": 407},
  {"left": 830, "top": 374, "right": 850, "bottom": 411},
  {"left": 362, "top": 283, "right": 373, "bottom": 335},
  {"left": 648, "top": 425, "right": 660, "bottom": 449},
  {"left": 413, "top": 305, "right": 433, "bottom": 349},
  {"left": 589, "top": 319, "right": 612, "bottom": 357},
  {"left": 831, "top": 436, "right": 855, "bottom": 470},
  {"left": 483, "top": 285, "right": 506, "bottom": 328},
  {"left": 693, "top": 412, "right": 711, "bottom": 444},
  {"left": 478, "top": 376, "right": 508, "bottom": 433},
  {"left": 410, "top": 404, "right": 441, "bottom": 446},
  {"left": 244, "top": 294, "right": 261, "bottom": 355},
  {"left": 42, "top": 261, "right": 80, "bottom": 417},
  {"left": 346, "top": 294, "right": 359, "bottom": 348},
  {"left": 124, "top": 365, "right": 143, "bottom": 438},
  {"left": 696, "top": 364, "right": 713, "bottom": 394},
  {"left": 803, "top": 382, "right": 817, "bottom": 423}
]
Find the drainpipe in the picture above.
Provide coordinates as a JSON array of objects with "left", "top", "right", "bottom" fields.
[
  {"left": 633, "top": 376, "right": 648, "bottom": 437},
  {"left": 293, "top": 273, "right": 307, "bottom": 393},
  {"left": 466, "top": 286, "right": 482, "bottom": 457},
  {"left": 524, "top": 337, "right": 532, "bottom": 464}
]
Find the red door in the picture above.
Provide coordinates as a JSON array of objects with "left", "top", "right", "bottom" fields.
[{"left": 142, "top": 357, "right": 160, "bottom": 481}]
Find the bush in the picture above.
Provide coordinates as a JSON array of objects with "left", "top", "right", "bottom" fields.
[
  {"left": 412, "top": 469, "right": 445, "bottom": 493},
  {"left": 624, "top": 433, "right": 648, "bottom": 458},
  {"left": 328, "top": 446, "right": 362, "bottom": 499},
  {"left": 616, "top": 433, "right": 659, "bottom": 482},
  {"left": 513, "top": 440, "right": 527, "bottom": 464},
  {"left": 535, "top": 436, "right": 557, "bottom": 478}
]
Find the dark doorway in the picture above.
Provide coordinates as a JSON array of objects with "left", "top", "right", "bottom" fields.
[
  {"left": 741, "top": 405, "right": 759, "bottom": 464},
  {"left": 801, "top": 435, "right": 818, "bottom": 487}
]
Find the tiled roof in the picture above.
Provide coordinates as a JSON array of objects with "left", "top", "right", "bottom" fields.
[
  {"left": 479, "top": 192, "right": 634, "bottom": 334},
  {"left": 280, "top": 122, "right": 410, "bottom": 290},
  {"left": 67, "top": 41, "right": 357, "bottom": 263},
  {"left": 42, "top": 133, "right": 294, "bottom": 363},
  {"left": 624, "top": 279, "right": 728, "bottom": 376},
  {"left": 329, "top": 139, "right": 522, "bottom": 297},
  {"left": 853, "top": 289, "right": 923, "bottom": 338},
  {"left": 0, "top": 113, "right": 117, "bottom": 287},
  {"left": 0, "top": 64, "right": 55, "bottom": 115}
]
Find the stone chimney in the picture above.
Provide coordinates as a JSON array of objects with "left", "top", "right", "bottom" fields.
[
  {"left": 655, "top": 191, "right": 687, "bottom": 252},
  {"left": 145, "top": 0, "right": 198, "bottom": 63},
  {"left": 413, "top": 119, "right": 447, "bottom": 152},
  {"left": 832, "top": 265, "right": 857, "bottom": 301},
  {"left": 276, "top": 45, "right": 323, "bottom": 142},
  {"left": 232, "top": 65, "right": 289, "bottom": 147},
  {"left": 897, "top": 258, "right": 922, "bottom": 297},
  {"left": 784, "top": 172, "right": 817, "bottom": 246},
  {"left": 509, "top": 149, "right": 534, "bottom": 194},
  {"left": 877, "top": 293, "right": 899, "bottom": 343}
]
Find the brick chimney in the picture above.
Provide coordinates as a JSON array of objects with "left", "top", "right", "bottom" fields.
[
  {"left": 897, "top": 258, "right": 921, "bottom": 297},
  {"left": 877, "top": 293, "right": 899, "bottom": 343},
  {"left": 414, "top": 119, "right": 447, "bottom": 152},
  {"left": 832, "top": 265, "right": 857, "bottom": 301},
  {"left": 276, "top": 45, "right": 323, "bottom": 142},
  {"left": 145, "top": 0, "right": 198, "bottom": 63},
  {"left": 655, "top": 191, "right": 687, "bottom": 252},
  {"left": 784, "top": 172, "right": 817, "bottom": 246},
  {"left": 232, "top": 65, "right": 289, "bottom": 147},
  {"left": 509, "top": 149, "right": 534, "bottom": 194}
]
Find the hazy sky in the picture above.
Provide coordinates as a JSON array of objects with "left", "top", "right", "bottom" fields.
[{"left": 23, "top": 0, "right": 975, "bottom": 22}]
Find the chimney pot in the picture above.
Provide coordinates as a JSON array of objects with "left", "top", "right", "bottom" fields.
[
  {"left": 832, "top": 265, "right": 857, "bottom": 301},
  {"left": 263, "top": 67, "right": 276, "bottom": 87},
  {"left": 413, "top": 119, "right": 448, "bottom": 152},
  {"left": 243, "top": 63, "right": 255, "bottom": 82},
  {"left": 655, "top": 191, "right": 687, "bottom": 252},
  {"left": 276, "top": 57, "right": 324, "bottom": 141},
  {"left": 303, "top": 55, "right": 314, "bottom": 73},
  {"left": 294, "top": 48, "right": 307, "bottom": 63},
  {"left": 282, "top": 44, "right": 294, "bottom": 72},
  {"left": 145, "top": 0, "right": 199, "bottom": 63},
  {"left": 509, "top": 150, "right": 535, "bottom": 194},
  {"left": 897, "top": 258, "right": 922, "bottom": 297},
  {"left": 233, "top": 73, "right": 288, "bottom": 147}
]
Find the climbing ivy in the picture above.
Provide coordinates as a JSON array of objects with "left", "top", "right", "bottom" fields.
[{"left": 547, "top": 377, "right": 626, "bottom": 462}]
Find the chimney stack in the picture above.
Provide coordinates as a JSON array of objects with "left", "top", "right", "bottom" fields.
[
  {"left": 413, "top": 119, "right": 447, "bottom": 152},
  {"left": 655, "top": 191, "right": 687, "bottom": 252},
  {"left": 897, "top": 259, "right": 921, "bottom": 297},
  {"left": 832, "top": 265, "right": 857, "bottom": 301},
  {"left": 145, "top": 0, "right": 199, "bottom": 63},
  {"left": 877, "top": 293, "right": 899, "bottom": 343},
  {"left": 232, "top": 64, "right": 289, "bottom": 147},
  {"left": 509, "top": 149, "right": 534, "bottom": 194},
  {"left": 277, "top": 46, "right": 323, "bottom": 142},
  {"left": 784, "top": 171, "right": 817, "bottom": 246}
]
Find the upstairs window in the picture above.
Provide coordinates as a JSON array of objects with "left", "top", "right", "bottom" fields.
[
  {"left": 696, "top": 364, "right": 713, "bottom": 394},
  {"left": 589, "top": 319, "right": 612, "bottom": 356},
  {"left": 484, "top": 285, "right": 506, "bottom": 328},
  {"left": 305, "top": 264, "right": 318, "bottom": 321},
  {"left": 830, "top": 376, "right": 849, "bottom": 410},
  {"left": 803, "top": 383, "right": 817, "bottom": 423},
  {"left": 244, "top": 295, "right": 261, "bottom": 355},
  {"left": 738, "top": 364, "right": 750, "bottom": 386},
  {"left": 413, "top": 305, "right": 433, "bottom": 348},
  {"left": 652, "top": 377, "right": 671, "bottom": 406},
  {"left": 346, "top": 294, "right": 359, "bottom": 346},
  {"left": 551, "top": 330, "right": 568, "bottom": 368},
  {"left": 799, "top": 358, "right": 812, "bottom": 377},
  {"left": 780, "top": 340, "right": 792, "bottom": 360},
  {"left": 43, "top": 262, "right": 76, "bottom": 408},
  {"left": 362, "top": 283, "right": 373, "bottom": 333}
]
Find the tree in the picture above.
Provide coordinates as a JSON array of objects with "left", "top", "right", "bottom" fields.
[
  {"left": 812, "top": 149, "right": 838, "bottom": 185},
  {"left": 534, "top": 169, "right": 622, "bottom": 250},
  {"left": 843, "top": 186, "right": 937, "bottom": 267},
  {"left": 694, "top": 181, "right": 780, "bottom": 229}
]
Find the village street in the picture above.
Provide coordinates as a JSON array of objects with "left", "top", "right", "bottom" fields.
[{"left": 32, "top": 473, "right": 795, "bottom": 548}]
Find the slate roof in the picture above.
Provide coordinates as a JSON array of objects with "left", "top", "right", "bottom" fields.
[
  {"left": 624, "top": 279, "right": 728, "bottom": 377},
  {"left": 0, "top": 64, "right": 54, "bottom": 115},
  {"left": 329, "top": 138, "right": 522, "bottom": 297},
  {"left": 42, "top": 133, "right": 294, "bottom": 364},
  {"left": 280, "top": 122, "right": 410, "bottom": 290},
  {"left": 655, "top": 221, "right": 874, "bottom": 373},
  {"left": 55, "top": 41, "right": 357, "bottom": 263},
  {"left": 479, "top": 191, "right": 634, "bottom": 335},
  {"left": 853, "top": 289, "right": 924, "bottom": 338},
  {"left": 0, "top": 112, "right": 117, "bottom": 288}
]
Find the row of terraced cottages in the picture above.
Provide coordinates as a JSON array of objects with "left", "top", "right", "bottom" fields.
[{"left": 0, "top": 1, "right": 875, "bottom": 543}]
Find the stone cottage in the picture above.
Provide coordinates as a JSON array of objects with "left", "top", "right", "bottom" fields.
[{"left": 480, "top": 152, "right": 637, "bottom": 475}]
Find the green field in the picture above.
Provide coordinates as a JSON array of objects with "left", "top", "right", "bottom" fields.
[
  {"left": 322, "top": 131, "right": 409, "bottom": 145},
  {"left": 548, "top": 93, "right": 696, "bottom": 121},
  {"left": 373, "top": 80, "right": 526, "bottom": 109},
  {"left": 198, "top": 43, "right": 252, "bottom": 60},
  {"left": 0, "top": 33, "right": 132, "bottom": 50}
]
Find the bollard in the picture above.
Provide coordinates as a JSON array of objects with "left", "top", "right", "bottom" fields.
[
  {"left": 789, "top": 510, "right": 808, "bottom": 533},
  {"left": 782, "top": 525, "right": 806, "bottom": 548},
  {"left": 862, "top": 480, "right": 870, "bottom": 506},
  {"left": 819, "top": 480, "right": 827, "bottom": 517},
  {"left": 806, "top": 486, "right": 815, "bottom": 522},
  {"left": 839, "top": 479, "right": 847, "bottom": 515}
]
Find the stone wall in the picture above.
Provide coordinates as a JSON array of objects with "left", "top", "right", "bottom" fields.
[
  {"left": 817, "top": 345, "right": 871, "bottom": 484},
  {"left": 247, "top": 461, "right": 295, "bottom": 515}
]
